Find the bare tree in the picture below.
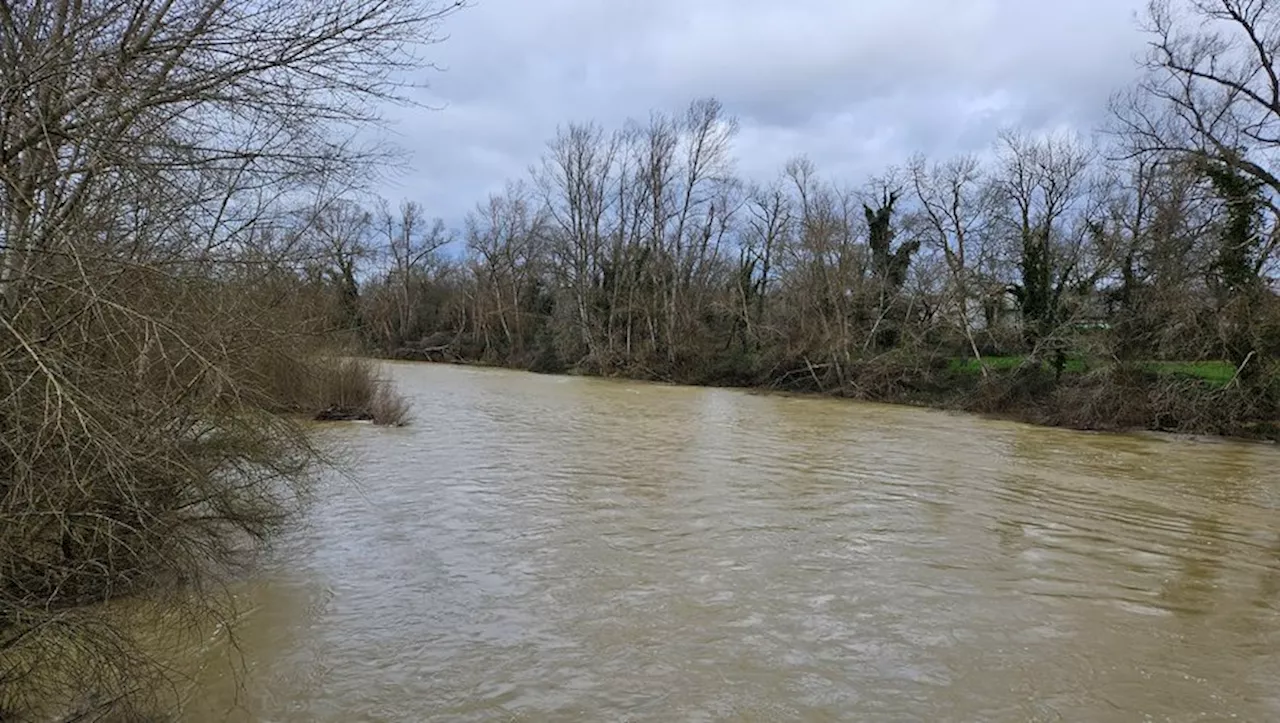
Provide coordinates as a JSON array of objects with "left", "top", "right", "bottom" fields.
[
  {"left": 992, "top": 130, "right": 1099, "bottom": 353},
  {"left": 305, "top": 198, "right": 376, "bottom": 330},
  {"left": 619, "top": 98, "right": 739, "bottom": 364},
  {"left": 738, "top": 180, "right": 793, "bottom": 347},
  {"left": 670, "top": 99, "right": 739, "bottom": 346},
  {"left": 376, "top": 199, "right": 452, "bottom": 349},
  {"left": 466, "top": 181, "right": 547, "bottom": 355},
  {"left": 776, "top": 156, "right": 868, "bottom": 384},
  {"left": 1120, "top": 0, "right": 1280, "bottom": 263},
  {"left": 0, "top": 0, "right": 464, "bottom": 716},
  {"left": 909, "top": 153, "right": 999, "bottom": 367},
  {"left": 537, "top": 122, "right": 621, "bottom": 363}
]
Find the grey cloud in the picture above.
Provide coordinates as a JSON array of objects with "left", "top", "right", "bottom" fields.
[{"left": 373, "top": 0, "right": 1151, "bottom": 226}]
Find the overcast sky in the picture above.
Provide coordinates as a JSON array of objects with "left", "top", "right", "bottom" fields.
[{"left": 373, "top": 0, "right": 1152, "bottom": 227}]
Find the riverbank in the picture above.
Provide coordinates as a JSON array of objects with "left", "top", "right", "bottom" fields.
[{"left": 382, "top": 349, "right": 1279, "bottom": 442}]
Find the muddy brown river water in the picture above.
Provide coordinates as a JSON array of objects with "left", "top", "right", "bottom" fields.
[{"left": 186, "top": 362, "right": 1280, "bottom": 721}]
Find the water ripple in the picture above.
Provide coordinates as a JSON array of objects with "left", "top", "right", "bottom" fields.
[{"left": 189, "top": 363, "right": 1280, "bottom": 723}]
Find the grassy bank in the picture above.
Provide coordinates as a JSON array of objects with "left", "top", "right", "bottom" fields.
[
  {"left": 946, "top": 361, "right": 1277, "bottom": 440},
  {"left": 947, "top": 356, "right": 1241, "bottom": 387}
]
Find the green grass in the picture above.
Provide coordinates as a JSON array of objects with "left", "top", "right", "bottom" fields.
[
  {"left": 1143, "top": 360, "right": 1237, "bottom": 385},
  {"left": 949, "top": 356, "right": 1240, "bottom": 385}
]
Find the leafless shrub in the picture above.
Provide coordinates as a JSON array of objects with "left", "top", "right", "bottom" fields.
[
  {"left": 0, "top": 269, "right": 319, "bottom": 719},
  {"left": 308, "top": 357, "right": 412, "bottom": 426},
  {"left": 310, "top": 357, "right": 382, "bottom": 416},
  {"left": 369, "top": 384, "right": 413, "bottom": 427},
  {"left": 0, "top": 0, "right": 460, "bottom": 717}
]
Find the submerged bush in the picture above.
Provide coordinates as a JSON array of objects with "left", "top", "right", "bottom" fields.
[
  {"left": 308, "top": 358, "right": 413, "bottom": 427},
  {"left": 251, "top": 351, "right": 412, "bottom": 426},
  {"left": 368, "top": 383, "right": 414, "bottom": 427}
]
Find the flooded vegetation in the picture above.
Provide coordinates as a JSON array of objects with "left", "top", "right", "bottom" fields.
[{"left": 185, "top": 363, "right": 1280, "bottom": 721}]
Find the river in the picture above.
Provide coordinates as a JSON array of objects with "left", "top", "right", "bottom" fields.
[{"left": 186, "top": 362, "right": 1280, "bottom": 721}]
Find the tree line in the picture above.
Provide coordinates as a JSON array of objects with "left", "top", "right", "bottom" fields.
[{"left": 300, "top": 0, "right": 1279, "bottom": 436}]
